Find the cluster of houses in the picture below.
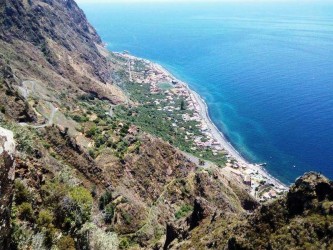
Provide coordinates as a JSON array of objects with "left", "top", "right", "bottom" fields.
[
  {"left": 129, "top": 57, "right": 225, "bottom": 154},
  {"left": 130, "top": 60, "right": 174, "bottom": 94},
  {"left": 229, "top": 162, "right": 287, "bottom": 201}
]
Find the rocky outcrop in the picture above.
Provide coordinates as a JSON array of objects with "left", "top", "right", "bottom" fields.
[
  {"left": 0, "top": 127, "right": 15, "bottom": 248},
  {"left": 188, "top": 197, "right": 214, "bottom": 230},
  {"left": 287, "top": 172, "right": 333, "bottom": 216}
]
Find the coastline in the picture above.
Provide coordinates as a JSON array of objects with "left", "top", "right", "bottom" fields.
[
  {"left": 192, "top": 90, "right": 288, "bottom": 189},
  {"left": 155, "top": 63, "right": 288, "bottom": 188},
  {"left": 116, "top": 52, "right": 288, "bottom": 200}
]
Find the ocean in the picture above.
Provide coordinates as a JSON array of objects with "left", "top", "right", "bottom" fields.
[{"left": 80, "top": 2, "right": 333, "bottom": 184}]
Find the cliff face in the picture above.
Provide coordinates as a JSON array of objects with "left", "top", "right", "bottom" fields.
[
  {"left": 0, "top": 0, "right": 125, "bottom": 105},
  {"left": 1, "top": 0, "right": 106, "bottom": 81},
  {"left": 0, "top": 127, "right": 15, "bottom": 248}
]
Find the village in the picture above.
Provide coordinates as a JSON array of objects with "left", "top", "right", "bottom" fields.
[{"left": 116, "top": 52, "right": 288, "bottom": 202}]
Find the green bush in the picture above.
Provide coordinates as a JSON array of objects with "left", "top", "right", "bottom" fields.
[
  {"left": 175, "top": 204, "right": 193, "bottom": 220},
  {"left": 57, "top": 235, "right": 75, "bottom": 250},
  {"left": 88, "top": 148, "right": 96, "bottom": 159},
  {"left": 56, "top": 186, "right": 93, "bottom": 231},
  {"left": 86, "top": 126, "right": 99, "bottom": 138},
  {"left": 41, "top": 181, "right": 67, "bottom": 208},
  {"left": 119, "top": 237, "right": 130, "bottom": 249},
  {"left": 104, "top": 204, "right": 115, "bottom": 224},
  {"left": 121, "top": 211, "right": 132, "bottom": 225},
  {"left": 14, "top": 180, "right": 31, "bottom": 204},
  {"left": 37, "top": 209, "right": 53, "bottom": 229},
  {"left": 95, "top": 135, "right": 107, "bottom": 148},
  {"left": 72, "top": 115, "right": 88, "bottom": 123},
  {"left": 69, "top": 186, "right": 93, "bottom": 222},
  {"left": 17, "top": 202, "right": 34, "bottom": 221},
  {"left": 44, "top": 226, "right": 58, "bottom": 247},
  {"left": 99, "top": 191, "right": 112, "bottom": 210}
]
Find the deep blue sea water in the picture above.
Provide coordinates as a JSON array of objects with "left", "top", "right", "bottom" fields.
[{"left": 80, "top": 2, "right": 333, "bottom": 184}]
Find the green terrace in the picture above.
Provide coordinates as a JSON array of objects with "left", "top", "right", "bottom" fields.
[{"left": 114, "top": 81, "right": 227, "bottom": 166}]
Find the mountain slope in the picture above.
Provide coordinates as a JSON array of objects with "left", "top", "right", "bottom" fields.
[
  {"left": 169, "top": 172, "right": 333, "bottom": 249},
  {"left": 0, "top": 0, "right": 125, "bottom": 110}
]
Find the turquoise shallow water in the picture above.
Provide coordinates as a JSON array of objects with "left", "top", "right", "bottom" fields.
[{"left": 80, "top": 2, "right": 333, "bottom": 184}]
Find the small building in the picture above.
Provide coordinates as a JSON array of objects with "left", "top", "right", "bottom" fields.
[
  {"left": 243, "top": 175, "right": 252, "bottom": 186},
  {"left": 269, "top": 190, "right": 277, "bottom": 198},
  {"left": 128, "top": 125, "right": 139, "bottom": 136}
]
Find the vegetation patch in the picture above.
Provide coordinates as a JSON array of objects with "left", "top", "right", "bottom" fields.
[{"left": 175, "top": 204, "right": 193, "bottom": 220}]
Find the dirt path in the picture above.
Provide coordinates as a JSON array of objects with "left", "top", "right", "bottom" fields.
[{"left": 20, "top": 103, "right": 58, "bottom": 129}]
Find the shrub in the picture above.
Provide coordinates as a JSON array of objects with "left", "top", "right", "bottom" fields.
[
  {"left": 14, "top": 180, "right": 31, "bottom": 204},
  {"left": 86, "top": 126, "right": 99, "bottom": 138},
  {"left": 104, "top": 204, "right": 115, "bottom": 224},
  {"left": 41, "top": 181, "right": 67, "bottom": 208},
  {"left": 91, "top": 185, "right": 97, "bottom": 198},
  {"left": 37, "top": 209, "right": 53, "bottom": 229},
  {"left": 57, "top": 235, "right": 75, "bottom": 250},
  {"left": 119, "top": 237, "right": 130, "bottom": 249},
  {"left": 17, "top": 202, "right": 34, "bottom": 221},
  {"left": 88, "top": 149, "right": 96, "bottom": 159},
  {"left": 44, "top": 226, "right": 58, "bottom": 247},
  {"left": 72, "top": 115, "right": 83, "bottom": 123},
  {"left": 78, "top": 223, "right": 119, "bottom": 250},
  {"left": 180, "top": 99, "right": 186, "bottom": 110},
  {"left": 99, "top": 191, "right": 112, "bottom": 210},
  {"left": 69, "top": 186, "right": 93, "bottom": 221},
  {"left": 175, "top": 204, "right": 193, "bottom": 220},
  {"left": 95, "top": 135, "right": 107, "bottom": 148},
  {"left": 121, "top": 211, "right": 132, "bottom": 225},
  {"left": 57, "top": 186, "right": 93, "bottom": 231}
]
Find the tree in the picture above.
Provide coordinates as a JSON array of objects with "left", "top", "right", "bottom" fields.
[
  {"left": 104, "top": 204, "right": 115, "bottom": 224},
  {"left": 180, "top": 99, "right": 186, "bottom": 111},
  {"left": 99, "top": 191, "right": 112, "bottom": 210},
  {"left": 56, "top": 186, "right": 93, "bottom": 231},
  {"left": 199, "top": 159, "right": 205, "bottom": 166}
]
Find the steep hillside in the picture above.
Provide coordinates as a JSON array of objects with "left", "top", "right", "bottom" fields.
[
  {"left": 0, "top": 0, "right": 333, "bottom": 250},
  {"left": 0, "top": 0, "right": 125, "bottom": 113},
  {"left": 167, "top": 172, "right": 333, "bottom": 249}
]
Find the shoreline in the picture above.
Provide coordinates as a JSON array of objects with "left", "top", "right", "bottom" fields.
[
  {"left": 190, "top": 90, "right": 287, "bottom": 187},
  {"left": 154, "top": 63, "right": 288, "bottom": 189},
  {"left": 116, "top": 52, "right": 289, "bottom": 200}
]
